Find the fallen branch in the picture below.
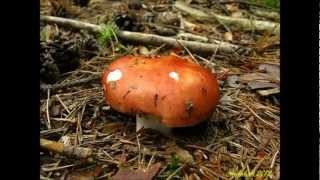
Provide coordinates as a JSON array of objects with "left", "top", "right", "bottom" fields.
[
  {"left": 40, "top": 15, "right": 250, "bottom": 54},
  {"left": 174, "top": 1, "right": 279, "bottom": 36},
  {"left": 40, "top": 138, "right": 93, "bottom": 159}
]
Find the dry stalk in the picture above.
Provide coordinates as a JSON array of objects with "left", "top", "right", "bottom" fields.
[
  {"left": 46, "top": 89, "right": 51, "bottom": 129},
  {"left": 136, "top": 133, "right": 142, "bottom": 169},
  {"left": 270, "top": 149, "right": 279, "bottom": 168},
  {"left": 41, "top": 164, "right": 76, "bottom": 172}
]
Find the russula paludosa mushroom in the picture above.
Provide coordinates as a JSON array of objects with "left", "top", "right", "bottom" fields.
[{"left": 102, "top": 55, "right": 219, "bottom": 134}]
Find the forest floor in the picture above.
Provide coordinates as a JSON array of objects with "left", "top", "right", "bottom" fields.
[{"left": 40, "top": 0, "right": 280, "bottom": 179}]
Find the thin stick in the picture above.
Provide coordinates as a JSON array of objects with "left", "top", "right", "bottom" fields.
[
  {"left": 46, "top": 89, "right": 51, "bottom": 129},
  {"left": 251, "top": 156, "right": 266, "bottom": 175},
  {"left": 149, "top": 44, "right": 167, "bottom": 55},
  {"left": 46, "top": 160, "right": 61, "bottom": 178},
  {"left": 270, "top": 149, "right": 279, "bottom": 168},
  {"left": 208, "top": 40, "right": 221, "bottom": 68},
  {"left": 136, "top": 134, "right": 142, "bottom": 169},
  {"left": 55, "top": 95, "right": 70, "bottom": 114},
  {"left": 41, "top": 164, "right": 76, "bottom": 172},
  {"left": 242, "top": 124, "right": 262, "bottom": 144},
  {"left": 176, "top": 39, "right": 198, "bottom": 64},
  {"left": 147, "top": 152, "right": 156, "bottom": 169},
  {"left": 102, "top": 150, "right": 114, "bottom": 160}
]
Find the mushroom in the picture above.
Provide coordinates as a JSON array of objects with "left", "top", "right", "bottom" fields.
[{"left": 102, "top": 55, "right": 219, "bottom": 134}]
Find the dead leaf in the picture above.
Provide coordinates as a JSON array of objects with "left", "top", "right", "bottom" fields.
[
  {"left": 224, "top": 32, "right": 233, "bottom": 41},
  {"left": 112, "top": 162, "right": 162, "bottom": 180}
]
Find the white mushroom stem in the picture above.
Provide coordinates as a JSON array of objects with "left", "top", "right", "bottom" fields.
[{"left": 136, "top": 114, "right": 172, "bottom": 135}]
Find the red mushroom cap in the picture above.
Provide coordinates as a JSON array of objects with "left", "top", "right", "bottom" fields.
[{"left": 102, "top": 55, "right": 220, "bottom": 127}]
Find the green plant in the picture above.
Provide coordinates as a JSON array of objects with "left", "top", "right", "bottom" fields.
[
  {"left": 167, "top": 154, "right": 180, "bottom": 172},
  {"left": 97, "top": 21, "right": 119, "bottom": 47}
]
